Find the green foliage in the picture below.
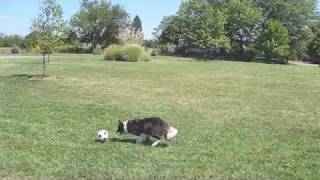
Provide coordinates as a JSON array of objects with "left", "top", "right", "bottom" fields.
[
  {"left": 132, "top": 15, "right": 142, "bottom": 31},
  {"left": 0, "top": 34, "right": 25, "bottom": 48},
  {"left": 121, "top": 44, "right": 144, "bottom": 62},
  {"left": 154, "top": 15, "right": 183, "bottom": 44},
  {"left": 141, "top": 49, "right": 151, "bottom": 62},
  {"left": 253, "top": 0, "right": 317, "bottom": 59},
  {"left": 70, "top": 0, "right": 129, "bottom": 49},
  {"left": 104, "top": 44, "right": 150, "bottom": 62},
  {"left": 155, "top": 0, "right": 319, "bottom": 61},
  {"left": 155, "top": 0, "right": 229, "bottom": 57},
  {"left": 151, "top": 48, "right": 160, "bottom": 56},
  {"left": 179, "top": 0, "right": 229, "bottom": 52},
  {"left": 143, "top": 39, "right": 157, "bottom": 49},
  {"left": 31, "top": 0, "right": 65, "bottom": 55},
  {"left": 307, "top": 31, "right": 320, "bottom": 64},
  {"left": 104, "top": 44, "right": 123, "bottom": 61},
  {"left": 24, "top": 33, "right": 38, "bottom": 51},
  {"left": 55, "top": 45, "right": 91, "bottom": 54},
  {"left": 225, "top": 0, "right": 262, "bottom": 58},
  {"left": 159, "top": 43, "right": 176, "bottom": 55},
  {"left": 0, "top": 47, "right": 12, "bottom": 54},
  {"left": 257, "top": 19, "right": 289, "bottom": 62},
  {"left": 11, "top": 45, "right": 22, "bottom": 54},
  {"left": 92, "top": 45, "right": 102, "bottom": 55}
]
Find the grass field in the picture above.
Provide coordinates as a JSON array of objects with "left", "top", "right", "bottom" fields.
[{"left": 0, "top": 54, "right": 319, "bottom": 179}]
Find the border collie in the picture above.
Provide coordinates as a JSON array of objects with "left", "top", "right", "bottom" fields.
[{"left": 117, "top": 117, "right": 178, "bottom": 146}]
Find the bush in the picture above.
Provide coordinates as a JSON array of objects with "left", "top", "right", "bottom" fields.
[
  {"left": 93, "top": 45, "right": 102, "bottom": 55},
  {"left": 104, "top": 44, "right": 123, "bottom": 61},
  {"left": 121, "top": 44, "right": 144, "bottom": 62},
  {"left": 0, "top": 47, "right": 11, "bottom": 54},
  {"left": 55, "top": 45, "right": 91, "bottom": 54},
  {"left": 307, "top": 32, "right": 320, "bottom": 64},
  {"left": 159, "top": 43, "right": 176, "bottom": 55},
  {"left": 141, "top": 50, "right": 151, "bottom": 62},
  {"left": 11, "top": 45, "right": 22, "bottom": 54},
  {"left": 26, "top": 47, "right": 41, "bottom": 54},
  {"left": 151, "top": 48, "right": 160, "bottom": 56},
  {"left": 104, "top": 44, "right": 151, "bottom": 62}
]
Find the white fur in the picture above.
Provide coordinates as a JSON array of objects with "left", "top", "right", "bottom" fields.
[
  {"left": 166, "top": 126, "right": 178, "bottom": 140},
  {"left": 152, "top": 140, "right": 160, "bottom": 147},
  {"left": 123, "top": 120, "right": 128, "bottom": 133}
]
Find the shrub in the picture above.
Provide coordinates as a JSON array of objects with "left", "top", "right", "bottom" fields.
[
  {"left": 307, "top": 31, "right": 320, "bottom": 64},
  {"left": 92, "top": 45, "right": 102, "bottom": 55},
  {"left": 104, "top": 44, "right": 151, "bottom": 62},
  {"left": 141, "top": 50, "right": 151, "bottom": 62},
  {"left": 104, "top": 44, "right": 123, "bottom": 61},
  {"left": 121, "top": 44, "right": 143, "bottom": 62},
  {"left": 26, "top": 47, "right": 41, "bottom": 54},
  {"left": 159, "top": 43, "right": 176, "bottom": 55},
  {"left": 55, "top": 45, "right": 91, "bottom": 54},
  {"left": 0, "top": 47, "right": 11, "bottom": 54},
  {"left": 11, "top": 45, "right": 22, "bottom": 54},
  {"left": 151, "top": 48, "right": 160, "bottom": 56}
]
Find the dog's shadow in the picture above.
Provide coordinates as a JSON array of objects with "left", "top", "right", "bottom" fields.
[
  {"left": 110, "top": 137, "right": 136, "bottom": 144},
  {"left": 109, "top": 138, "right": 168, "bottom": 148}
]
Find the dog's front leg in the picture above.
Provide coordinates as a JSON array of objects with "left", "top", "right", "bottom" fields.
[{"left": 136, "top": 134, "right": 147, "bottom": 144}]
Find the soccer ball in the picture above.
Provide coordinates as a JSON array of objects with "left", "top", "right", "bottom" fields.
[{"left": 95, "top": 130, "right": 109, "bottom": 142}]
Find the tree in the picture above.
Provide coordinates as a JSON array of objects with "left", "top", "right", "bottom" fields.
[
  {"left": 31, "top": 0, "right": 65, "bottom": 76},
  {"left": 307, "top": 26, "right": 320, "bottom": 65},
  {"left": 225, "top": 0, "right": 262, "bottom": 58},
  {"left": 70, "top": 0, "right": 128, "bottom": 50},
  {"left": 118, "top": 27, "right": 144, "bottom": 45},
  {"left": 254, "top": 0, "right": 318, "bottom": 59},
  {"left": 178, "top": 0, "right": 229, "bottom": 57},
  {"left": 24, "top": 32, "right": 39, "bottom": 49},
  {"left": 132, "top": 15, "right": 142, "bottom": 32},
  {"left": 0, "top": 34, "right": 25, "bottom": 47},
  {"left": 257, "top": 19, "right": 289, "bottom": 62},
  {"left": 153, "top": 15, "right": 183, "bottom": 44}
]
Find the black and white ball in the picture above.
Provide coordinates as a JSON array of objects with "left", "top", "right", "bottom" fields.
[{"left": 95, "top": 130, "right": 109, "bottom": 142}]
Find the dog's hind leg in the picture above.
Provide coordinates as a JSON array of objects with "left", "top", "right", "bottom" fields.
[
  {"left": 151, "top": 135, "right": 161, "bottom": 147},
  {"left": 136, "top": 134, "right": 147, "bottom": 144},
  {"left": 152, "top": 140, "right": 160, "bottom": 147}
]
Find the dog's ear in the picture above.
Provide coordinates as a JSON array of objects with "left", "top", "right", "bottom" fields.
[{"left": 118, "top": 120, "right": 122, "bottom": 124}]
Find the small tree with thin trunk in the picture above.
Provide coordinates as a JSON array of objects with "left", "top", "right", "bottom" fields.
[{"left": 31, "top": 0, "right": 65, "bottom": 76}]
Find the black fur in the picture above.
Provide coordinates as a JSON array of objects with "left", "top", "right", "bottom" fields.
[{"left": 117, "top": 117, "right": 169, "bottom": 140}]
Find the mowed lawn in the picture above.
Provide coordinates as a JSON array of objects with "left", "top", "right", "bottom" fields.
[{"left": 0, "top": 54, "right": 319, "bottom": 179}]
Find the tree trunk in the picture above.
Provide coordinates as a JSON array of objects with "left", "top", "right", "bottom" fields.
[
  {"left": 47, "top": 54, "right": 50, "bottom": 63},
  {"left": 42, "top": 54, "right": 46, "bottom": 76},
  {"left": 238, "top": 35, "right": 244, "bottom": 59},
  {"left": 204, "top": 49, "right": 208, "bottom": 59},
  {"left": 239, "top": 42, "right": 244, "bottom": 59}
]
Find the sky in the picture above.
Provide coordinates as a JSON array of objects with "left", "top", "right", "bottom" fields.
[{"left": 0, "top": 0, "right": 182, "bottom": 39}]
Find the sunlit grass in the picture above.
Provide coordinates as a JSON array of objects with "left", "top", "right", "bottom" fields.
[{"left": 0, "top": 54, "right": 319, "bottom": 179}]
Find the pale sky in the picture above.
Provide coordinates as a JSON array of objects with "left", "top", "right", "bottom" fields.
[{"left": 0, "top": 0, "right": 183, "bottom": 39}]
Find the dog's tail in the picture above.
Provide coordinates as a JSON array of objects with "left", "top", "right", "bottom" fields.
[{"left": 166, "top": 126, "right": 178, "bottom": 140}]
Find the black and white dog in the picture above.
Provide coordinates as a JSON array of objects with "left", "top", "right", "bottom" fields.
[{"left": 117, "top": 117, "right": 178, "bottom": 146}]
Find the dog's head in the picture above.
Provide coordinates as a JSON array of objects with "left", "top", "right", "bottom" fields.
[{"left": 117, "top": 121, "right": 125, "bottom": 134}]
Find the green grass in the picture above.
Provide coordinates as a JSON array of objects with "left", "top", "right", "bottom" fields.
[{"left": 0, "top": 54, "right": 319, "bottom": 179}]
